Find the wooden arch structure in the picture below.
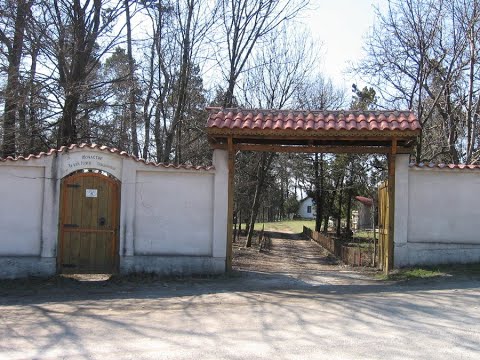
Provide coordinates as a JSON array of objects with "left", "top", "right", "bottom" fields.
[{"left": 206, "top": 108, "right": 421, "bottom": 271}]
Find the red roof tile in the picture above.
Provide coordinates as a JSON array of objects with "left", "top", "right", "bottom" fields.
[
  {"left": 207, "top": 108, "right": 421, "bottom": 133},
  {"left": 355, "top": 196, "right": 373, "bottom": 206},
  {"left": 0, "top": 143, "right": 214, "bottom": 171},
  {"left": 409, "top": 163, "right": 480, "bottom": 170}
]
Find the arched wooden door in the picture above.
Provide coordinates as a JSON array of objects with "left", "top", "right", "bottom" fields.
[{"left": 58, "top": 172, "right": 120, "bottom": 274}]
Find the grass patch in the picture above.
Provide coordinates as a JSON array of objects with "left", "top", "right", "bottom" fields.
[
  {"left": 251, "top": 219, "right": 316, "bottom": 233},
  {"left": 353, "top": 230, "right": 377, "bottom": 239},
  {"left": 377, "top": 268, "right": 444, "bottom": 281},
  {"left": 376, "top": 263, "right": 480, "bottom": 281},
  {"left": 344, "top": 242, "right": 373, "bottom": 248}
]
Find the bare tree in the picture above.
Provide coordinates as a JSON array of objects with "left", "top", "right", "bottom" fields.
[
  {"left": 42, "top": 0, "right": 125, "bottom": 146},
  {"left": 0, "top": 0, "right": 33, "bottom": 157},
  {"left": 455, "top": 0, "right": 480, "bottom": 163},
  {"left": 125, "top": 0, "right": 139, "bottom": 157},
  {"left": 354, "top": 0, "right": 478, "bottom": 163},
  {"left": 217, "top": 0, "right": 309, "bottom": 107},
  {"left": 142, "top": 0, "right": 215, "bottom": 163},
  {"left": 240, "top": 26, "right": 318, "bottom": 109},
  {"left": 295, "top": 75, "right": 347, "bottom": 110}
]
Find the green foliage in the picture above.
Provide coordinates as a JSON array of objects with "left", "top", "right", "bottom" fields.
[
  {"left": 377, "top": 263, "right": 480, "bottom": 281},
  {"left": 284, "top": 196, "right": 299, "bottom": 215},
  {"left": 351, "top": 84, "right": 377, "bottom": 110},
  {"left": 376, "top": 268, "right": 444, "bottom": 281}
]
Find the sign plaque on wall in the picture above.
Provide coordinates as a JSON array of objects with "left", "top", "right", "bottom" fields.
[{"left": 86, "top": 189, "right": 98, "bottom": 198}]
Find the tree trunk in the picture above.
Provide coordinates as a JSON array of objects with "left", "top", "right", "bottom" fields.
[
  {"left": 1, "top": 0, "right": 31, "bottom": 157},
  {"left": 59, "top": 93, "right": 80, "bottom": 146},
  {"left": 246, "top": 153, "right": 275, "bottom": 247},
  {"left": 125, "top": 0, "right": 139, "bottom": 157},
  {"left": 28, "top": 39, "right": 39, "bottom": 153},
  {"left": 345, "top": 159, "right": 353, "bottom": 232},
  {"left": 466, "top": 26, "right": 476, "bottom": 164},
  {"left": 314, "top": 153, "right": 324, "bottom": 232},
  {"left": 346, "top": 191, "right": 352, "bottom": 231},
  {"left": 56, "top": 0, "right": 102, "bottom": 147},
  {"left": 162, "top": 0, "right": 194, "bottom": 163},
  {"left": 223, "top": 74, "right": 236, "bottom": 108},
  {"left": 237, "top": 210, "right": 242, "bottom": 241},
  {"left": 336, "top": 175, "right": 345, "bottom": 237},
  {"left": 142, "top": 42, "right": 155, "bottom": 159}
]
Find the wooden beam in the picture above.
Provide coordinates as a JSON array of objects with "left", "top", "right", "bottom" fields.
[
  {"left": 386, "top": 138, "right": 397, "bottom": 274},
  {"left": 210, "top": 142, "right": 413, "bottom": 154},
  {"left": 226, "top": 136, "right": 235, "bottom": 272},
  {"left": 234, "top": 144, "right": 390, "bottom": 154},
  {"left": 206, "top": 129, "right": 420, "bottom": 141}
]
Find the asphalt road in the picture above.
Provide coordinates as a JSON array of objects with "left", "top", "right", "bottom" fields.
[{"left": 1, "top": 236, "right": 479, "bottom": 360}]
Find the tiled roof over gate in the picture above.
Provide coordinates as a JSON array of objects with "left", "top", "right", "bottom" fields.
[
  {"left": 409, "top": 163, "right": 480, "bottom": 170},
  {"left": 0, "top": 143, "right": 214, "bottom": 171},
  {"left": 207, "top": 108, "right": 421, "bottom": 133}
]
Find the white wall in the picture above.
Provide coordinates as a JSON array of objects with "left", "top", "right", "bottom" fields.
[
  {"left": 394, "top": 159, "right": 480, "bottom": 267},
  {"left": 0, "top": 166, "right": 45, "bottom": 255},
  {"left": 134, "top": 171, "right": 214, "bottom": 255},
  {"left": 407, "top": 170, "right": 480, "bottom": 243},
  {"left": 0, "top": 146, "right": 228, "bottom": 278}
]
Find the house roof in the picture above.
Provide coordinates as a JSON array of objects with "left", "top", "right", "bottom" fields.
[
  {"left": 355, "top": 196, "right": 373, "bottom": 207},
  {"left": 0, "top": 143, "right": 215, "bottom": 171},
  {"left": 207, "top": 108, "right": 420, "bottom": 134}
]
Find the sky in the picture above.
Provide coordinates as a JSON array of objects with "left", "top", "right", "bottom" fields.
[
  {"left": 129, "top": 0, "right": 387, "bottom": 99},
  {"left": 304, "top": 0, "right": 386, "bottom": 91}
]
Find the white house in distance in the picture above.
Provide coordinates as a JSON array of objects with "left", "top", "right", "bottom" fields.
[{"left": 298, "top": 197, "right": 315, "bottom": 219}]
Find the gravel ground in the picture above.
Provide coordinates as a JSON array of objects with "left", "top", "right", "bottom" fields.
[
  {"left": 233, "top": 231, "right": 379, "bottom": 285},
  {"left": 1, "top": 232, "right": 479, "bottom": 360}
]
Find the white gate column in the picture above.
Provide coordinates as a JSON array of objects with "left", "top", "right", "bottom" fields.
[
  {"left": 212, "top": 149, "right": 228, "bottom": 266},
  {"left": 394, "top": 154, "right": 410, "bottom": 267}
]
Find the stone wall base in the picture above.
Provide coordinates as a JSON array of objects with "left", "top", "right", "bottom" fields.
[
  {"left": 120, "top": 256, "right": 226, "bottom": 276},
  {"left": 0, "top": 257, "right": 56, "bottom": 279},
  {"left": 395, "top": 242, "right": 480, "bottom": 267}
]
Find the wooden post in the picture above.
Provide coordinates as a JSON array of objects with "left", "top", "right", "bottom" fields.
[
  {"left": 386, "top": 138, "right": 397, "bottom": 273},
  {"left": 226, "top": 136, "right": 235, "bottom": 271}
]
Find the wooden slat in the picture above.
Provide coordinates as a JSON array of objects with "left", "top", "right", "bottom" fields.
[
  {"left": 89, "top": 176, "right": 99, "bottom": 269},
  {"left": 63, "top": 228, "right": 115, "bottom": 233},
  {"left": 386, "top": 138, "right": 397, "bottom": 273},
  {"left": 59, "top": 172, "right": 120, "bottom": 274}
]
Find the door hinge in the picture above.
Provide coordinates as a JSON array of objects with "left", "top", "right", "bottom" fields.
[
  {"left": 67, "top": 184, "right": 80, "bottom": 188},
  {"left": 62, "top": 264, "right": 76, "bottom": 268},
  {"left": 63, "top": 224, "right": 79, "bottom": 228}
]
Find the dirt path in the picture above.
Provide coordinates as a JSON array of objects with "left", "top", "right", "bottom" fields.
[{"left": 233, "top": 231, "right": 378, "bottom": 285}]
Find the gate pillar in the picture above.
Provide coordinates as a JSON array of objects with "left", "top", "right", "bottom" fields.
[{"left": 393, "top": 154, "right": 410, "bottom": 267}]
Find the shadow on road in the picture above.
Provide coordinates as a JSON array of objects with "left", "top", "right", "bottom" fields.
[
  {"left": 263, "top": 231, "right": 306, "bottom": 240},
  {"left": 1, "top": 268, "right": 479, "bottom": 307}
]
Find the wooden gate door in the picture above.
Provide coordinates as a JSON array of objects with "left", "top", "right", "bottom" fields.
[
  {"left": 58, "top": 172, "right": 120, "bottom": 274},
  {"left": 378, "top": 181, "right": 390, "bottom": 270}
]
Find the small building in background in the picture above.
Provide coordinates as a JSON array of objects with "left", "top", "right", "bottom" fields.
[
  {"left": 354, "top": 196, "right": 374, "bottom": 230},
  {"left": 298, "top": 197, "right": 315, "bottom": 219}
]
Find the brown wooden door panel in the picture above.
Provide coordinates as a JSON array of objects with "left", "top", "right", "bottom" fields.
[
  {"left": 378, "top": 181, "right": 390, "bottom": 271},
  {"left": 59, "top": 172, "right": 119, "bottom": 274}
]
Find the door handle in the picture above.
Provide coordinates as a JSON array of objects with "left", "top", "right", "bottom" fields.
[{"left": 99, "top": 217, "right": 106, "bottom": 226}]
